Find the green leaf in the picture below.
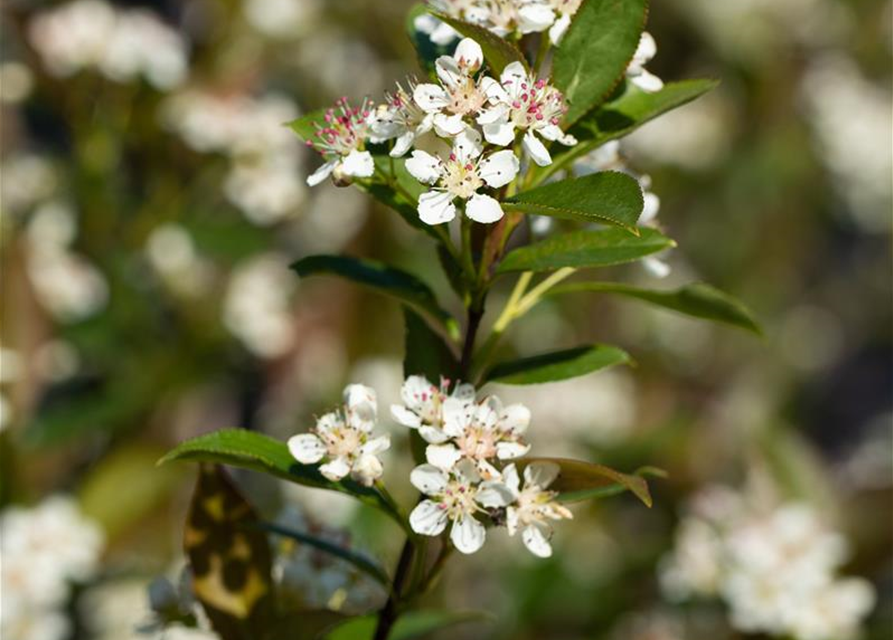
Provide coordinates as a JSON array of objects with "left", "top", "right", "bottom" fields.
[
  {"left": 259, "top": 522, "right": 390, "bottom": 587},
  {"left": 292, "top": 255, "right": 458, "bottom": 339},
  {"left": 497, "top": 227, "right": 673, "bottom": 274},
  {"left": 553, "top": 0, "right": 649, "bottom": 126},
  {"left": 287, "top": 109, "right": 329, "bottom": 144},
  {"left": 504, "top": 171, "right": 644, "bottom": 233},
  {"left": 549, "top": 282, "right": 762, "bottom": 334},
  {"left": 546, "top": 79, "right": 720, "bottom": 178},
  {"left": 485, "top": 344, "right": 631, "bottom": 385},
  {"left": 324, "top": 610, "right": 491, "bottom": 640},
  {"left": 158, "top": 430, "right": 400, "bottom": 521},
  {"left": 517, "top": 458, "right": 663, "bottom": 507},
  {"left": 186, "top": 465, "right": 276, "bottom": 640},
  {"left": 365, "top": 155, "right": 439, "bottom": 241},
  {"left": 432, "top": 12, "right": 527, "bottom": 74}
]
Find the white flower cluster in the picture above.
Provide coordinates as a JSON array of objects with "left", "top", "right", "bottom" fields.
[
  {"left": 392, "top": 375, "right": 572, "bottom": 556},
  {"left": 162, "top": 91, "right": 306, "bottom": 225},
  {"left": 25, "top": 201, "right": 109, "bottom": 322},
  {"left": 0, "top": 496, "right": 105, "bottom": 640},
  {"left": 425, "top": 0, "right": 583, "bottom": 46},
  {"left": 28, "top": 0, "right": 188, "bottom": 90},
  {"left": 289, "top": 384, "right": 391, "bottom": 487},
  {"left": 305, "top": 38, "right": 576, "bottom": 225},
  {"left": 660, "top": 485, "right": 876, "bottom": 640}
]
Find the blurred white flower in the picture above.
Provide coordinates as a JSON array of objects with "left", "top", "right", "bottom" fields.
[
  {"left": 223, "top": 253, "right": 295, "bottom": 358},
  {"left": 288, "top": 384, "right": 390, "bottom": 485},
  {"left": 0, "top": 154, "right": 57, "bottom": 216},
  {"left": 33, "top": 340, "right": 81, "bottom": 382},
  {"left": 145, "top": 223, "right": 215, "bottom": 297},
  {"left": 413, "top": 12, "right": 459, "bottom": 46},
  {"left": 627, "top": 32, "right": 664, "bottom": 93},
  {"left": 243, "top": 0, "right": 322, "bottom": 39},
  {"left": 0, "top": 61, "right": 34, "bottom": 104},
  {"left": 29, "top": 0, "right": 188, "bottom": 90},
  {"left": 502, "top": 462, "right": 572, "bottom": 558}
]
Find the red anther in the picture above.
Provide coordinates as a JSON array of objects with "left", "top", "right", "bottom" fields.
[
  {"left": 512, "top": 100, "right": 521, "bottom": 109},
  {"left": 536, "top": 113, "right": 544, "bottom": 121},
  {"left": 465, "top": 163, "right": 473, "bottom": 171},
  {"left": 449, "top": 153, "right": 457, "bottom": 161}
]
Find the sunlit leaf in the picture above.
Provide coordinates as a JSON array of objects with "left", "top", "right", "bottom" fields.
[
  {"left": 550, "top": 282, "right": 762, "bottom": 334},
  {"left": 517, "top": 458, "right": 663, "bottom": 507},
  {"left": 497, "top": 227, "right": 673, "bottom": 274},
  {"left": 485, "top": 345, "right": 631, "bottom": 385},
  {"left": 504, "top": 172, "right": 644, "bottom": 233}
]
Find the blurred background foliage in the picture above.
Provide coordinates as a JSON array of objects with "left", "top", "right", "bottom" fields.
[{"left": 0, "top": 0, "right": 890, "bottom": 638}]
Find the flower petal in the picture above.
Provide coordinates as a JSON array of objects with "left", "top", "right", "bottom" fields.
[
  {"left": 351, "top": 454, "right": 384, "bottom": 486},
  {"left": 405, "top": 150, "right": 443, "bottom": 185},
  {"left": 465, "top": 193, "right": 505, "bottom": 224},
  {"left": 339, "top": 150, "right": 375, "bottom": 178},
  {"left": 360, "top": 434, "right": 391, "bottom": 456},
  {"left": 549, "top": 14, "right": 572, "bottom": 45},
  {"left": 410, "top": 499, "right": 449, "bottom": 536},
  {"left": 479, "top": 150, "right": 520, "bottom": 188},
  {"left": 476, "top": 480, "right": 515, "bottom": 508},
  {"left": 502, "top": 463, "right": 521, "bottom": 495},
  {"left": 522, "top": 130, "right": 552, "bottom": 167},
  {"left": 451, "top": 516, "right": 486, "bottom": 554},
  {"left": 418, "top": 426, "right": 451, "bottom": 444},
  {"left": 442, "top": 397, "right": 471, "bottom": 437},
  {"left": 518, "top": 3, "right": 556, "bottom": 34},
  {"left": 287, "top": 434, "right": 326, "bottom": 464},
  {"left": 426, "top": 443, "right": 463, "bottom": 471},
  {"left": 320, "top": 457, "right": 351, "bottom": 481},
  {"left": 501, "top": 403, "right": 531, "bottom": 433},
  {"left": 414, "top": 83, "right": 450, "bottom": 112},
  {"left": 391, "top": 404, "right": 422, "bottom": 429},
  {"left": 452, "top": 128, "right": 483, "bottom": 162},
  {"left": 522, "top": 522, "right": 554, "bottom": 558},
  {"left": 306, "top": 160, "right": 336, "bottom": 187},
  {"left": 418, "top": 190, "right": 457, "bottom": 225},
  {"left": 482, "top": 120, "right": 517, "bottom": 147},
  {"left": 476, "top": 104, "right": 509, "bottom": 126},
  {"left": 630, "top": 70, "right": 664, "bottom": 93},
  {"left": 410, "top": 463, "right": 449, "bottom": 495},
  {"left": 523, "top": 461, "right": 561, "bottom": 489},
  {"left": 496, "top": 441, "right": 531, "bottom": 460},
  {"left": 344, "top": 384, "right": 377, "bottom": 424},
  {"left": 500, "top": 61, "right": 528, "bottom": 88},
  {"left": 453, "top": 37, "right": 483, "bottom": 72},
  {"left": 433, "top": 113, "right": 466, "bottom": 137},
  {"left": 390, "top": 131, "right": 416, "bottom": 158}
]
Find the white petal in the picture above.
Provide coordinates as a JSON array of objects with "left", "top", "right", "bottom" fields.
[
  {"left": 390, "top": 404, "right": 422, "bottom": 429},
  {"left": 426, "top": 443, "right": 463, "bottom": 470},
  {"left": 451, "top": 516, "right": 486, "bottom": 554},
  {"left": 320, "top": 457, "right": 351, "bottom": 481},
  {"left": 500, "top": 61, "right": 528, "bottom": 88},
  {"left": 410, "top": 500, "right": 449, "bottom": 536},
  {"left": 640, "top": 191, "right": 661, "bottom": 224},
  {"left": 454, "top": 458, "right": 482, "bottom": 484},
  {"left": 522, "top": 522, "right": 554, "bottom": 558},
  {"left": 435, "top": 55, "right": 463, "bottom": 89},
  {"left": 502, "top": 463, "right": 521, "bottom": 495},
  {"left": 410, "top": 463, "right": 449, "bottom": 495},
  {"left": 452, "top": 128, "right": 483, "bottom": 162},
  {"left": 476, "top": 458, "right": 502, "bottom": 481},
  {"left": 518, "top": 3, "right": 556, "bottom": 34},
  {"left": 432, "top": 113, "right": 466, "bottom": 137},
  {"left": 442, "top": 397, "right": 471, "bottom": 437},
  {"left": 478, "top": 150, "right": 520, "bottom": 188},
  {"left": 500, "top": 403, "right": 531, "bottom": 433},
  {"left": 351, "top": 454, "right": 384, "bottom": 486},
  {"left": 479, "top": 76, "right": 508, "bottom": 103},
  {"left": 482, "top": 120, "right": 517, "bottom": 147},
  {"left": 452, "top": 383, "right": 476, "bottom": 401},
  {"left": 315, "top": 411, "right": 343, "bottom": 435},
  {"left": 390, "top": 131, "right": 416, "bottom": 158},
  {"left": 523, "top": 131, "right": 552, "bottom": 167},
  {"left": 506, "top": 506, "right": 520, "bottom": 536},
  {"left": 287, "top": 434, "right": 326, "bottom": 464},
  {"left": 414, "top": 83, "right": 450, "bottom": 112},
  {"left": 453, "top": 38, "right": 483, "bottom": 72},
  {"left": 643, "top": 257, "right": 671, "bottom": 279},
  {"left": 405, "top": 150, "right": 443, "bottom": 185},
  {"left": 344, "top": 384, "right": 377, "bottom": 420},
  {"left": 418, "top": 190, "right": 457, "bottom": 225},
  {"left": 477, "top": 104, "right": 509, "bottom": 126},
  {"left": 633, "top": 32, "right": 657, "bottom": 67},
  {"left": 524, "top": 461, "right": 560, "bottom": 489},
  {"left": 496, "top": 441, "right": 530, "bottom": 460},
  {"left": 339, "top": 150, "right": 374, "bottom": 178},
  {"left": 538, "top": 124, "right": 564, "bottom": 142},
  {"left": 476, "top": 481, "right": 515, "bottom": 508},
  {"left": 630, "top": 70, "right": 664, "bottom": 93},
  {"left": 360, "top": 434, "right": 391, "bottom": 456},
  {"left": 465, "top": 193, "right": 505, "bottom": 224},
  {"left": 430, "top": 22, "right": 460, "bottom": 46},
  {"left": 418, "top": 426, "right": 451, "bottom": 444},
  {"left": 401, "top": 375, "right": 435, "bottom": 408},
  {"left": 306, "top": 160, "right": 336, "bottom": 187},
  {"left": 549, "top": 14, "right": 571, "bottom": 45}
]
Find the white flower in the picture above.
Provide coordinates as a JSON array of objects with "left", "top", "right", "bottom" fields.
[
  {"left": 306, "top": 98, "right": 376, "bottom": 187},
  {"left": 369, "top": 80, "right": 435, "bottom": 157},
  {"left": 502, "top": 462, "right": 572, "bottom": 557},
  {"left": 425, "top": 394, "right": 531, "bottom": 477},
  {"left": 408, "top": 460, "right": 513, "bottom": 554},
  {"left": 405, "top": 129, "right": 520, "bottom": 224},
  {"left": 413, "top": 38, "right": 495, "bottom": 137},
  {"left": 547, "top": 0, "right": 582, "bottom": 45},
  {"left": 413, "top": 12, "right": 460, "bottom": 46},
  {"left": 627, "top": 32, "right": 664, "bottom": 93},
  {"left": 288, "top": 384, "right": 390, "bottom": 486},
  {"left": 478, "top": 62, "right": 577, "bottom": 166},
  {"left": 390, "top": 375, "right": 475, "bottom": 445}
]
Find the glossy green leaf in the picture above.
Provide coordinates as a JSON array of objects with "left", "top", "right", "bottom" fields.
[
  {"left": 292, "top": 255, "right": 457, "bottom": 338},
  {"left": 517, "top": 458, "right": 664, "bottom": 507},
  {"left": 158, "top": 430, "right": 400, "bottom": 521},
  {"left": 545, "top": 79, "right": 720, "bottom": 179},
  {"left": 497, "top": 227, "right": 673, "bottom": 274},
  {"left": 365, "top": 155, "right": 440, "bottom": 240},
  {"left": 259, "top": 522, "right": 390, "bottom": 587},
  {"left": 432, "top": 12, "right": 527, "bottom": 74},
  {"left": 504, "top": 171, "right": 644, "bottom": 233},
  {"left": 324, "top": 610, "right": 491, "bottom": 640},
  {"left": 485, "top": 345, "right": 631, "bottom": 385},
  {"left": 550, "top": 282, "right": 762, "bottom": 334},
  {"left": 553, "top": 0, "right": 649, "bottom": 126}
]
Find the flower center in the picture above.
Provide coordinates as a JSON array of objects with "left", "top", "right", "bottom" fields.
[
  {"left": 456, "top": 426, "right": 499, "bottom": 460},
  {"left": 442, "top": 155, "right": 483, "bottom": 199},
  {"left": 439, "top": 480, "right": 480, "bottom": 519},
  {"left": 320, "top": 425, "right": 364, "bottom": 458},
  {"left": 309, "top": 97, "right": 372, "bottom": 158},
  {"left": 515, "top": 487, "right": 561, "bottom": 526},
  {"left": 447, "top": 77, "right": 488, "bottom": 116},
  {"left": 506, "top": 79, "right": 567, "bottom": 131}
]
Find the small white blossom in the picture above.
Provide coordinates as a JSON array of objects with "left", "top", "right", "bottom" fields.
[
  {"left": 478, "top": 61, "right": 577, "bottom": 166},
  {"left": 390, "top": 375, "right": 476, "bottom": 445},
  {"left": 627, "top": 32, "right": 664, "bottom": 93},
  {"left": 306, "top": 97, "right": 376, "bottom": 187},
  {"left": 369, "top": 80, "right": 435, "bottom": 157},
  {"left": 502, "top": 462, "right": 573, "bottom": 558},
  {"left": 413, "top": 12, "right": 460, "bottom": 46},
  {"left": 408, "top": 460, "right": 513, "bottom": 554},
  {"left": 288, "top": 384, "right": 390, "bottom": 486},
  {"left": 405, "top": 129, "right": 520, "bottom": 224}
]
